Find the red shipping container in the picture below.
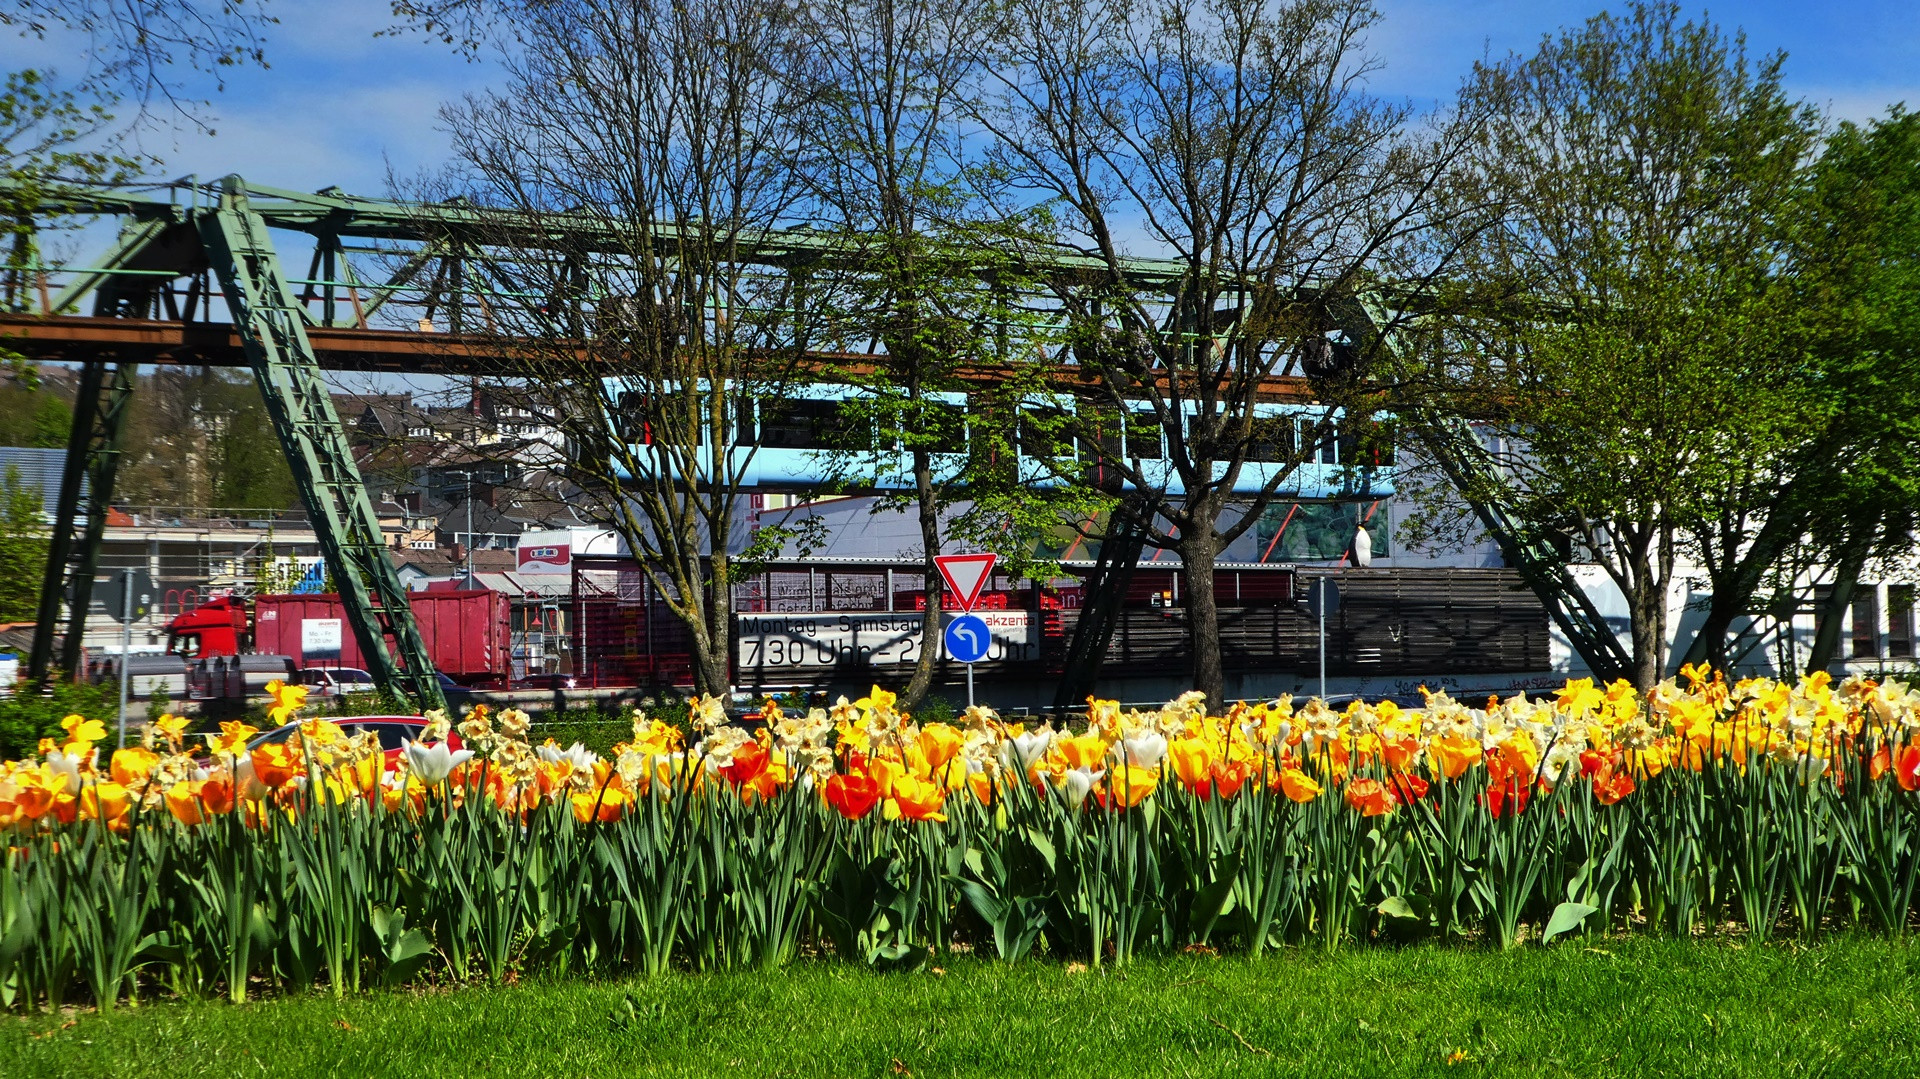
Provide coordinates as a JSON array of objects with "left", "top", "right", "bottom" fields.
[{"left": 252, "top": 590, "right": 512, "bottom": 684}]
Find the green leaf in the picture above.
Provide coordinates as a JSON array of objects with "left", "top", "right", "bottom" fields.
[
  {"left": 1377, "top": 895, "right": 1420, "bottom": 920},
  {"left": 1540, "top": 902, "right": 1598, "bottom": 945}
]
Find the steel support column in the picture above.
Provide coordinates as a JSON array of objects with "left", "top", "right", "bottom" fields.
[
  {"left": 27, "top": 359, "right": 136, "bottom": 680},
  {"left": 195, "top": 176, "right": 445, "bottom": 712}
]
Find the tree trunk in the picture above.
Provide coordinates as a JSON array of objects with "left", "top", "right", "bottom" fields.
[
  {"left": 900, "top": 445, "right": 944, "bottom": 710},
  {"left": 1178, "top": 528, "right": 1224, "bottom": 711},
  {"left": 1052, "top": 498, "right": 1149, "bottom": 717},
  {"left": 695, "top": 558, "right": 733, "bottom": 699},
  {"left": 1805, "top": 543, "right": 1870, "bottom": 675},
  {"left": 1677, "top": 509, "right": 1799, "bottom": 670},
  {"left": 1622, "top": 533, "right": 1671, "bottom": 694}
]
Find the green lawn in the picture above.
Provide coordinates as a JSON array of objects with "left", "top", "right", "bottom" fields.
[{"left": 4, "top": 939, "right": 1918, "bottom": 1078}]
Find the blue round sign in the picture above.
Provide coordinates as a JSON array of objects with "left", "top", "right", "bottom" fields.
[{"left": 944, "top": 613, "right": 992, "bottom": 664}]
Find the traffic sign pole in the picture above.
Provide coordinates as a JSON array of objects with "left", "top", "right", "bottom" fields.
[
  {"left": 117, "top": 568, "right": 132, "bottom": 748},
  {"left": 936, "top": 553, "right": 999, "bottom": 711},
  {"left": 1317, "top": 579, "right": 1326, "bottom": 701}
]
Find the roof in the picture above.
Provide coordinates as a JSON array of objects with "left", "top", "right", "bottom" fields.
[{"left": 437, "top": 499, "right": 526, "bottom": 537}]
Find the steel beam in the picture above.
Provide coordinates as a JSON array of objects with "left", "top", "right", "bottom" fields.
[
  {"left": 194, "top": 176, "right": 446, "bottom": 713},
  {"left": 28, "top": 359, "right": 136, "bottom": 680}
]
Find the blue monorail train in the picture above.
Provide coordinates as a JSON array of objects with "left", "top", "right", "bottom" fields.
[{"left": 607, "top": 381, "right": 1393, "bottom": 499}]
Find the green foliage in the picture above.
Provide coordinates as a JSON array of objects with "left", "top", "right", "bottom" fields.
[
  {"left": 0, "top": 378, "right": 71, "bottom": 447},
  {"left": 0, "top": 464, "right": 45, "bottom": 622},
  {"left": 117, "top": 369, "right": 297, "bottom": 511},
  {"left": 911, "top": 693, "right": 955, "bottom": 726},
  {"left": 0, "top": 675, "right": 112, "bottom": 758}
]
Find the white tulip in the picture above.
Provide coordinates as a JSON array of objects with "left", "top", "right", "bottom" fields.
[
  {"left": 1004, "top": 727, "right": 1055, "bottom": 772},
  {"left": 1119, "top": 732, "right": 1168, "bottom": 770},
  {"left": 1060, "top": 767, "right": 1104, "bottom": 807},
  {"left": 402, "top": 739, "right": 474, "bottom": 784},
  {"left": 43, "top": 750, "right": 83, "bottom": 795},
  {"left": 537, "top": 741, "right": 597, "bottom": 773},
  {"left": 233, "top": 757, "right": 269, "bottom": 802}
]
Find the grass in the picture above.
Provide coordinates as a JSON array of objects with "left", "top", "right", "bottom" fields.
[{"left": 5, "top": 938, "right": 1920, "bottom": 1078}]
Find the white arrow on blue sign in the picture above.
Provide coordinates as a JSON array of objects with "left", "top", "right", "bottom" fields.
[{"left": 944, "top": 613, "right": 992, "bottom": 664}]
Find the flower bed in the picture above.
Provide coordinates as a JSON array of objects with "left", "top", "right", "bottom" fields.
[{"left": 1, "top": 667, "right": 1916, "bottom": 1008}]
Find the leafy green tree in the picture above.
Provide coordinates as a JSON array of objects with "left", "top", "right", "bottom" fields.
[
  {"left": 1417, "top": 1, "right": 1822, "bottom": 690},
  {"left": 0, "top": 674, "right": 111, "bottom": 758},
  {"left": 1764, "top": 109, "right": 1920, "bottom": 672},
  {"left": 0, "top": 463, "right": 44, "bottom": 621}
]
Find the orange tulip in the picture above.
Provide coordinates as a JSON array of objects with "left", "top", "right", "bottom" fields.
[
  {"left": 825, "top": 773, "right": 881, "bottom": 820},
  {"left": 1210, "top": 758, "right": 1258, "bottom": 800},
  {"left": 720, "top": 743, "right": 770, "bottom": 787},
  {"left": 1593, "top": 767, "right": 1635, "bottom": 805},
  {"left": 917, "top": 724, "right": 965, "bottom": 774},
  {"left": 967, "top": 770, "right": 996, "bottom": 804},
  {"left": 198, "top": 775, "right": 236, "bottom": 816},
  {"left": 250, "top": 744, "right": 300, "bottom": 789},
  {"left": 81, "top": 781, "right": 133, "bottom": 827},
  {"left": 571, "top": 784, "right": 629, "bottom": 823},
  {"left": 1430, "top": 737, "right": 1480, "bottom": 781},
  {"left": 1894, "top": 745, "right": 1920, "bottom": 793},
  {"left": 1056, "top": 733, "right": 1108, "bottom": 772},
  {"left": 1278, "top": 767, "right": 1322, "bottom": 803},
  {"left": 1380, "top": 734, "right": 1419, "bottom": 772},
  {"left": 1096, "top": 766, "right": 1158, "bottom": 809},
  {"left": 1168, "top": 738, "right": 1213, "bottom": 788},
  {"left": 1343, "top": 777, "right": 1395, "bottom": 817},
  {"left": 165, "top": 781, "right": 206, "bottom": 825}
]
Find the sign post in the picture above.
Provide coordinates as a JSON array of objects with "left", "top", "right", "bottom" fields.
[
  {"left": 1304, "top": 577, "right": 1341, "bottom": 701},
  {"left": 934, "top": 552, "right": 998, "bottom": 709},
  {"left": 100, "top": 568, "right": 154, "bottom": 748}
]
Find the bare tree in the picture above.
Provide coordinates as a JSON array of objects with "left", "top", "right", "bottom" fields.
[
  {"left": 970, "top": 0, "right": 1468, "bottom": 707},
  {"left": 425, "top": 0, "right": 819, "bottom": 695},
  {"left": 792, "top": 0, "right": 1046, "bottom": 708}
]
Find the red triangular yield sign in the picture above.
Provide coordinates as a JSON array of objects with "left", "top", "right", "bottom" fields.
[{"left": 934, "top": 552, "right": 998, "bottom": 612}]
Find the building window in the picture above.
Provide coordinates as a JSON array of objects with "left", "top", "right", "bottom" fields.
[
  {"left": 1853, "top": 591, "right": 1880, "bottom": 659},
  {"left": 1890, "top": 586, "right": 1914, "bottom": 659}
]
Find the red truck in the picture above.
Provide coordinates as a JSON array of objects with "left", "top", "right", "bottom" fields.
[{"left": 166, "top": 591, "right": 513, "bottom": 687}]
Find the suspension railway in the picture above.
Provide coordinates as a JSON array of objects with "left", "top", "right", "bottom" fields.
[{"left": 0, "top": 176, "right": 1583, "bottom": 709}]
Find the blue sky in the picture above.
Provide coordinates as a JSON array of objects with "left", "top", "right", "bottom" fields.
[{"left": 1, "top": 0, "right": 1910, "bottom": 199}]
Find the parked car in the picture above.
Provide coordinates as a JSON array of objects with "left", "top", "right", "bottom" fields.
[
  {"left": 247, "top": 716, "right": 464, "bottom": 770},
  {"left": 296, "top": 667, "right": 378, "bottom": 697}
]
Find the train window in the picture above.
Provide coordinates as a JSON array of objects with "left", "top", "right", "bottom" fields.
[
  {"left": 1248, "top": 415, "right": 1295, "bottom": 462},
  {"left": 1300, "top": 418, "right": 1338, "bottom": 464},
  {"left": 1125, "top": 411, "right": 1163, "bottom": 460},
  {"left": 906, "top": 400, "right": 967, "bottom": 455},
  {"left": 1017, "top": 408, "right": 1071, "bottom": 458},
  {"left": 760, "top": 399, "right": 873, "bottom": 451},
  {"left": 615, "top": 391, "right": 652, "bottom": 445},
  {"left": 1076, "top": 409, "right": 1125, "bottom": 463},
  {"left": 734, "top": 399, "right": 757, "bottom": 445}
]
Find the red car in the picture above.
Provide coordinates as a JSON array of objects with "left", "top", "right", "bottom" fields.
[{"left": 247, "top": 716, "right": 465, "bottom": 770}]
